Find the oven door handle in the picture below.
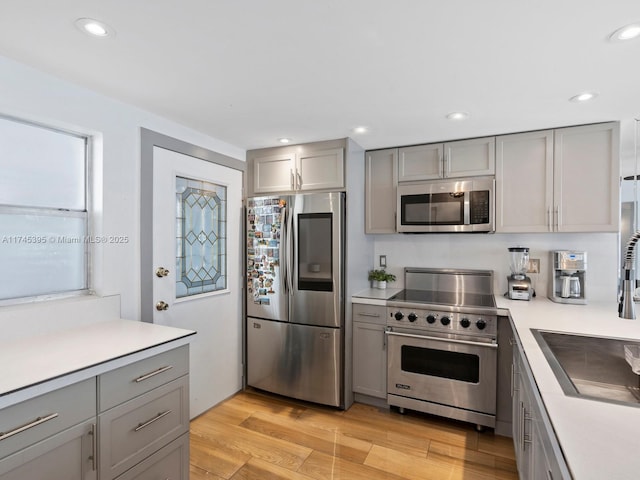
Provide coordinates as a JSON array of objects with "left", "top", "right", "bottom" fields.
[{"left": 385, "top": 330, "right": 498, "bottom": 349}]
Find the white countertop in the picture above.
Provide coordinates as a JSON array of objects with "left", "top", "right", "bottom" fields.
[
  {"left": 354, "top": 288, "right": 640, "bottom": 479},
  {"left": 0, "top": 319, "right": 196, "bottom": 409},
  {"left": 352, "top": 287, "right": 402, "bottom": 305}
]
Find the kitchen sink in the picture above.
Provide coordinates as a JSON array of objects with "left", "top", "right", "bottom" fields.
[{"left": 532, "top": 329, "right": 640, "bottom": 407}]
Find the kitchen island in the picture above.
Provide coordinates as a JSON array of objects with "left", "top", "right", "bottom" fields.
[
  {"left": 0, "top": 319, "right": 195, "bottom": 479},
  {"left": 354, "top": 288, "right": 640, "bottom": 479}
]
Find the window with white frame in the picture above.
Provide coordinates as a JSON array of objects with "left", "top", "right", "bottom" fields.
[{"left": 0, "top": 116, "right": 89, "bottom": 302}]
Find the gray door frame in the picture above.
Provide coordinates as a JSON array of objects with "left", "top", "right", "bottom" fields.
[{"left": 140, "top": 128, "right": 246, "bottom": 323}]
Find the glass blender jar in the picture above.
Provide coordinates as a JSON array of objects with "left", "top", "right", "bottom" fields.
[{"left": 507, "top": 246, "right": 533, "bottom": 300}]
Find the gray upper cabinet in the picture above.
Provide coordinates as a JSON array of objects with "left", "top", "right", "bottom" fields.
[
  {"left": 497, "top": 122, "right": 619, "bottom": 233},
  {"left": 297, "top": 148, "right": 344, "bottom": 191},
  {"left": 365, "top": 149, "right": 397, "bottom": 234},
  {"left": 398, "top": 144, "right": 443, "bottom": 181},
  {"left": 249, "top": 142, "right": 345, "bottom": 195},
  {"left": 554, "top": 122, "right": 619, "bottom": 232},
  {"left": 398, "top": 137, "right": 495, "bottom": 182},
  {"left": 252, "top": 152, "right": 297, "bottom": 194},
  {"left": 496, "top": 130, "right": 554, "bottom": 233}
]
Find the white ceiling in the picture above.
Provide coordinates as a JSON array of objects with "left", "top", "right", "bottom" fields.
[{"left": 0, "top": 1, "right": 639, "bottom": 152}]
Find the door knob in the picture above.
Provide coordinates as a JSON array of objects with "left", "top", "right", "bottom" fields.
[
  {"left": 155, "top": 301, "right": 169, "bottom": 311},
  {"left": 155, "top": 267, "right": 170, "bottom": 277}
]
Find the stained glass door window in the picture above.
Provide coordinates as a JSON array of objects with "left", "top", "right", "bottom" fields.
[{"left": 176, "top": 176, "right": 227, "bottom": 298}]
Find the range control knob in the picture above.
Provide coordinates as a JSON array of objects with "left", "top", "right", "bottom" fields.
[
  {"left": 407, "top": 313, "right": 418, "bottom": 322},
  {"left": 440, "top": 316, "right": 451, "bottom": 326},
  {"left": 394, "top": 311, "right": 404, "bottom": 321},
  {"left": 460, "top": 318, "right": 471, "bottom": 328},
  {"left": 476, "top": 319, "right": 487, "bottom": 330},
  {"left": 426, "top": 314, "right": 437, "bottom": 324}
]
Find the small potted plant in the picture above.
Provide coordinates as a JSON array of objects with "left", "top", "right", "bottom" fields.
[{"left": 368, "top": 269, "right": 396, "bottom": 289}]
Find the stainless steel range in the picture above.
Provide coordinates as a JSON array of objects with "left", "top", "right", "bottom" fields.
[{"left": 385, "top": 268, "right": 498, "bottom": 429}]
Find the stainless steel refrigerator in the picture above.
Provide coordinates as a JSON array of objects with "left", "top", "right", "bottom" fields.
[{"left": 246, "top": 192, "right": 345, "bottom": 408}]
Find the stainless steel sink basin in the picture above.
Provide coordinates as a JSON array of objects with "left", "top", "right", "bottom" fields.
[{"left": 532, "top": 329, "right": 640, "bottom": 407}]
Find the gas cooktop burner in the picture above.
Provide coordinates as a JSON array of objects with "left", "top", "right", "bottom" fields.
[{"left": 389, "top": 289, "right": 496, "bottom": 309}]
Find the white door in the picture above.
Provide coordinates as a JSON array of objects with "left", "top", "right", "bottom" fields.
[{"left": 152, "top": 146, "right": 243, "bottom": 418}]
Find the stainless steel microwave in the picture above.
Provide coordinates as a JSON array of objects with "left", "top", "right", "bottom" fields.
[{"left": 397, "top": 176, "right": 495, "bottom": 233}]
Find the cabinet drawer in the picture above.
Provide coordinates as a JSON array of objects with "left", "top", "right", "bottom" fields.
[
  {"left": 99, "top": 346, "right": 188, "bottom": 411},
  {"left": 352, "top": 304, "right": 387, "bottom": 325},
  {"left": 0, "top": 378, "right": 96, "bottom": 461},
  {"left": 99, "top": 376, "right": 189, "bottom": 479},
  {"left": 114, "top": 433, "right": 188, "bottom": 480}
]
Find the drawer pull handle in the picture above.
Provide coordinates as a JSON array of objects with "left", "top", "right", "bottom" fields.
[
  {"left": 134, "top": 410, "right": 172, "bottom": 432},
  {"left": 134, "top": 365, "right": 173, "bottom": 383},
  {"left": 0, "top": 412, "right": 59, "bottom": 441},
  {"left": 357, "top": 312, "right": 381, "bottom": 317}
]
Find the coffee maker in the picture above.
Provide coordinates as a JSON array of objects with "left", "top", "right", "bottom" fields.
[
  {"left": 550, "top": 250, "right": 587, "bottom": 304},
  {"left": 507, "top": 246, "right": 534, "bottom": 300}
]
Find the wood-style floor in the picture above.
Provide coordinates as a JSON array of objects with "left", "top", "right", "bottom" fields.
[{"left": 189, "top": 390, "right": 518, "bottom": 480}]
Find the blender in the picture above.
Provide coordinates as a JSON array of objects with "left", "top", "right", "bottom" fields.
[{"left": 507, "top": 246, "right": 534, "bottom": 300}]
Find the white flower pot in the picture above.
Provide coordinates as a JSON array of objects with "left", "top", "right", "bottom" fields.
[{"left": 376, "top": 280, "right": 387, "bottom": 290}]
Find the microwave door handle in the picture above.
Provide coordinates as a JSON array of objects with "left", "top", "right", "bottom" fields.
[{"left": 463, "top": 191, "right": 470, "bottom": 225}]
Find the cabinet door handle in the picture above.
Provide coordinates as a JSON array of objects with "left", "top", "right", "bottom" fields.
[
  {"left": 297, "top": 171, "right": 303, "bottom": 189},
  {"left": 134, "top": 410, "right": 172, "bottom": 432},
  {"left": 0, "top": 412, "right": 59, "bottom": 441},
  {"left": 547, "top": 206, "right": 552, "bottom": 231},
  {"left": 442, "top": 152, "right": 448, "bottom": 178},
  {"left": 523, "top": 406, "right": 533, "bottom": 448},
  {"left": 89, "top": 423, "right": 97, "bottom": 471},
  {"left": 134, "top": 365, "right": 173, "bottom": 383},
  {"left": 555, "top": 205, "right": 560, "bottom": 229},
  {"left": 510, "top": 364, "right": 515, "bottom": 397},
  {"left": 290, "top": 169, "right": 295, "bottom": 190}
]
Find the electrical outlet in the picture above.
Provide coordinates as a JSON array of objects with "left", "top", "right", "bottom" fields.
[
  {"left": 379, "top": 255, "right": 387, "bottom": 268},
  {"left": 528, "top": 258, "right": 540, "bottom": 274}
]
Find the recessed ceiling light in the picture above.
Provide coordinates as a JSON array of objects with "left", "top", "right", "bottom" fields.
[
  {"left": 569, "top": 91, "right": 598, "bottom": 103},
  {"left": 609, "top": 23, "right": 640, "bottom": 42},
  {"left": 352, "top": 126, "right": 369, "bottom": 134},
  {"left": 74, "top": 18, "right": 114, "bottom": 37},
  {"left": 278, "top": 138, "right": 291, "bottom": 144},
  {"left": 446, "top": 112, "right": 469, "bottom": 121}
]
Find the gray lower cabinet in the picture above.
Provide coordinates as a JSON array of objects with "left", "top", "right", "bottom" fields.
[
  {"left": 99, "top": 345, "right": 190, "bottom": 480},
  {"left": 0, "top": 378, "right": 97, "bottom": 480},
  {"left": 114, "top": 434, "right": 189, "bottom": 480},
  {"left": 352, "top": 303, "right": 387, "bottom": 399},
  {"left": 0, "top": 419, "right": 96, "bottom": 480},
  {"left": 0, "top": 344, "right": 189, "bottom": 480},
  {"left": 512, "top": 332, "right": 571, "bottom": 479}
]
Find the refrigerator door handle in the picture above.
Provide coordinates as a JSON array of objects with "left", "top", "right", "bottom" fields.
[
  {"left": 287, "top": 197, "right": 295, "bottom": 295},
  {"left": 279, "top": 206, "right": 288, "bottom": 294}
]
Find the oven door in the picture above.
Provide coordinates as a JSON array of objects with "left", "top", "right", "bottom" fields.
[{"left": 386, "top": 329, "right": 497, "bottom": 415}]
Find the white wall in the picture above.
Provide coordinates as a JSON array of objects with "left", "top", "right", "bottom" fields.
[
  {"left": 0, "top": 55, "right": 245, "bottom": 335},
  {"left": 372, "top": 232, "right": 618, "bottom": 303}
]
